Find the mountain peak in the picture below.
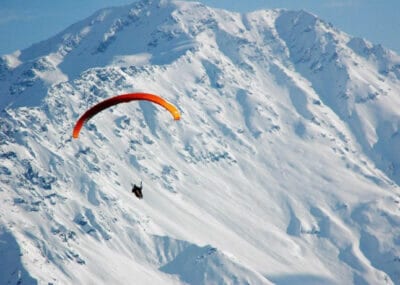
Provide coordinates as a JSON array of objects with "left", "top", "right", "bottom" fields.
[{"left": 1, "top": 2, "right": 400, "bottom": 284}]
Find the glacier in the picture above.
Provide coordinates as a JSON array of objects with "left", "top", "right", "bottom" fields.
[{"left": 1, "top": 0, "right": 400, "bottom": 284}]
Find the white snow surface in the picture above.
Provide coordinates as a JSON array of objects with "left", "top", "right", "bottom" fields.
[{"left": 1, "top": 0, "right": 400, "bottom": 284}]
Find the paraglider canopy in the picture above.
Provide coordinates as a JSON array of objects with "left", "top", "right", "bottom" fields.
[{"left": 72, "top": 92, "right": 180, "bottom": 139}]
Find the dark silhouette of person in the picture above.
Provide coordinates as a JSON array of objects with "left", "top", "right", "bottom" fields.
[{"left": 132, "top": 181, "right": 143, "bottom": 199}]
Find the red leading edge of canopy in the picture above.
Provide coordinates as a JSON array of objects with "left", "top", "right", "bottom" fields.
[{"left": 72, "top": 93, "right": 180, "bottom": 139}]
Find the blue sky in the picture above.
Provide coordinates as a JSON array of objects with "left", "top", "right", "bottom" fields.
[{"left": 1, "top": 0, "right": 399, "bottom": 55}]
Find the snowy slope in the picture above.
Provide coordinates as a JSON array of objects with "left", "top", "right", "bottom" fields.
[{"left": 1, "top": 0, "right": 400, "bottom": 284}]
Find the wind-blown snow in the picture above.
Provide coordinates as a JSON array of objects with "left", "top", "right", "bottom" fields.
[{"left": 1, "top": 0, "right": 400, "bottom": 284}]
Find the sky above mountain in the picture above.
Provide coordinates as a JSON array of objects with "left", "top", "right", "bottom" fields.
[{"left": 0, "top": 0, "right": 399, "bottom": 56}]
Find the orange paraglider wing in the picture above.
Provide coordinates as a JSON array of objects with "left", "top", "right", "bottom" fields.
[{"left": 72, "top": 93, "right": 180, "bottom": 139}]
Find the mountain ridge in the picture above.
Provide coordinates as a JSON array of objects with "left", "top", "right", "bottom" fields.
[{"left": 1, "top": 0, "right": 400, "bottom": 284}]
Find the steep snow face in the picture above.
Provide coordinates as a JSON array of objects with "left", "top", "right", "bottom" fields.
[
  {"left": 275, "top": 10, "right": 400, "bottom": 185},
  {"left": 1, "top": 0, "right": 400, "bottom": 284}
]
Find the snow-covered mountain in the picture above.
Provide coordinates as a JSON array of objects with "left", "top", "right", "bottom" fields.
[{"left": 1, "top": 0, "right": 400, "bottom": 284}]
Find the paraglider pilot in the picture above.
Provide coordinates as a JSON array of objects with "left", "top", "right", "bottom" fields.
[{"left": 132, "top": 182, "right": 143, "bottom": 199}]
